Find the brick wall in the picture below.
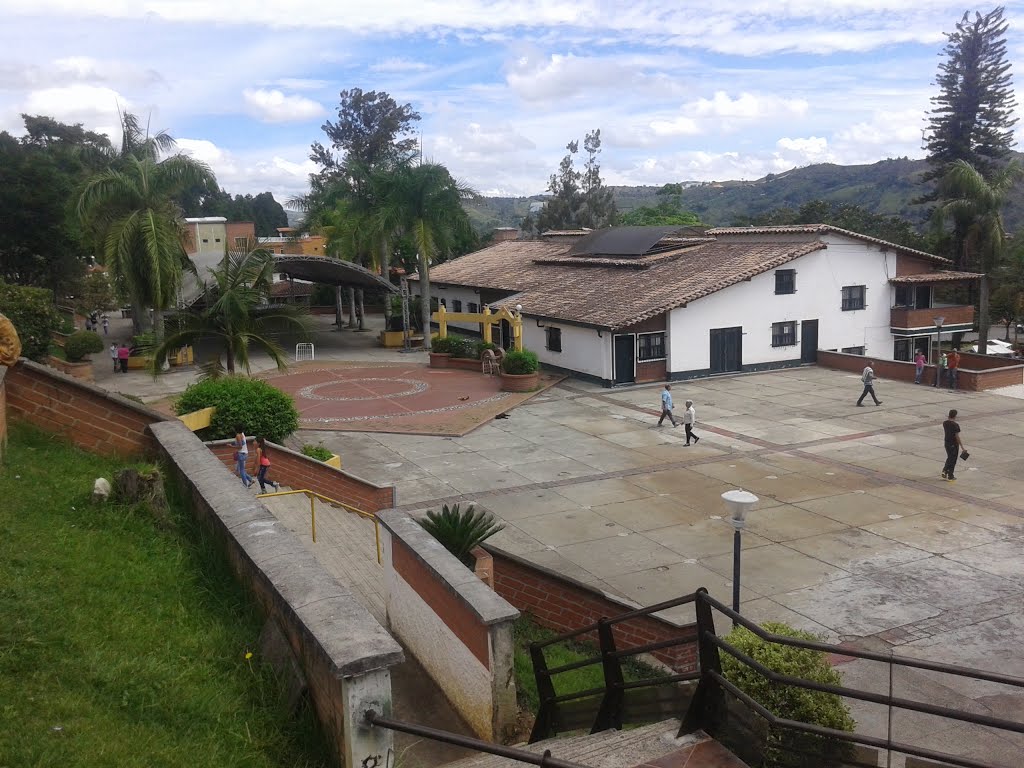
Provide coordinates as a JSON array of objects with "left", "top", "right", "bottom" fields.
[
  {"left": 207, "top": 440, "right": 396, "bottom": 512},
  {"left": 817, "top": 350, "right": 1024, "bottom": 392},
  {"left": 489, "top": 549, "right": 698, "bottom": 673},
  {"left": 5, "top": 359, "right": 166, "bottom": 456}
]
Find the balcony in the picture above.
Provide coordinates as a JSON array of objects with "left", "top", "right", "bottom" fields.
[{"left": 890, "top": 305, "right": 974, "bottom": 335}]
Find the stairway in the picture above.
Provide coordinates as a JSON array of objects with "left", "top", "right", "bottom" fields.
[{"left": 440, "top": 720, "right": 748, "bottom": 768}]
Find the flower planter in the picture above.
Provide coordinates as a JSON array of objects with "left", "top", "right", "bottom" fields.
[
  {"left": 500, "top": 371, "right": 539, "bottom": 392},
  {"left": 325, "top": 453, "right": 343, "bottom": 470},
  {"left": 48, "top": 355, "right": 94, "bottom": 382},
  {"left": 448, "top": 356, "right": 484, "bottom": 371},
  {"left": 428, "top": 352, "right": 451, "bottom": 369}
]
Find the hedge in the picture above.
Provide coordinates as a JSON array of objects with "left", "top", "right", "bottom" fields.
[
  {"left": 0, "top": 281, "right": 61, "bottom": 362},
  {"left": 175, "top": 377, "right": 299, "bottom": 443}
]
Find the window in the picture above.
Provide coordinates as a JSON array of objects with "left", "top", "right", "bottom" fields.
[
  {"left": 771, "top": 321, "right": 797, "bottom": 347},
  {"left": 468, "top": 302, "right": 479, "bottom": 314},
  {"left": 775, "top": 269, "right": 796, "bottom": 295},
  {"left": 545, "top": 327, "right": 562, "bottom": 353},
  {"left": 841, "top": 345, "right": 865, "bottom": 355},
  {"left": 214, "top": 238, "right": 221, "bottom": 243},
  {"left": 842, "top": 285, "right": 866, "bottom": 311},
  {"left": 234, "top": 237, "right": 247, "bottom": 247},
  {"left": 637, "top": 332, "right": 666, "bottom": 361},
  {"left": 894, "top": 285, "right": 914, "bottom": 307},
  {"left": 452, "top": 300, "right": 463, "bottom": 312},
  {"left": 201, "top": 238, "right": 209, "bottom": 243}
]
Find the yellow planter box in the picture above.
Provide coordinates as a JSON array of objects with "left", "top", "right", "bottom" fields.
[
  {"left": 379, "top": 330, "right": 406, "bottom": 348},
  {"left": 177, "top": 406, "right": 216, "bottom": 432},
  {"left": 126, "top": 355, "right": 152, "bottom": 370},
  {"left": 325, "top": 454, "right": 342, "bottom": 470}
]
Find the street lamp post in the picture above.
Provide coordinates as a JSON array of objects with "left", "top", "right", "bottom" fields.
[
  {"left": 721, "top": 490, "right": 759, "bottom": 625},
  {"left": 933, "top": 316, "right": 945, "bottom": 387}
]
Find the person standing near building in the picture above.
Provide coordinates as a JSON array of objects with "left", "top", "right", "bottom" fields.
[
  {"left": 657, "top": 384, "right": 678, "bottom": 427},
  {"left": 942, "top": 409, "right": 965, "bottom": 481},
  {"left": 914, "top": 349, "right": 926, "bottom": 384},
  {"left": 683, "top": 400, "right": 701, "bottom": 446},
  {"left": 856, "top": 361, "right": 882, "bottom": 406},
  {"left": 110, "top": 342, "right": 118, "bottom": 373},
  {"left": 947, "top": 348, "right": 961, "bottom": 391},
  {"left": 234, "top": 424, "right": 254, "bottom": 488},
  {"left": 117, "top": 342, "right": 129, "bottom": 373},
  {"left": 934, "top": 351, "right": 947, "bottom": 388}
]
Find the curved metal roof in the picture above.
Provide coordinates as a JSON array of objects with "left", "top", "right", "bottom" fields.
[{"left": 272, "top": 255, "right": 398, "bottom": 292}]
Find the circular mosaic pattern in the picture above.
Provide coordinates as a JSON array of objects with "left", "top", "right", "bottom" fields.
[
  {"left": 301, "top": 392, "right": 512, "bottom": 423},
  {"left": 296, "top": 377, "right": 429, "bottom": 402}
]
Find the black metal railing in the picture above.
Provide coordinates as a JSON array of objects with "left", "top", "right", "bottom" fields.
[{"left": 364, "top": 589, "right": 1024, "bottom": 768}]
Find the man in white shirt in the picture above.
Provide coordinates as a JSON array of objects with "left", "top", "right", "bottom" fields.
[
  {"left": 856, "top": 362, "right": 882, "bottom": 406},
  {"left": 683, "top": 400, "right": 700, "bottom": 446},
  {"left": 657, "top": 384, "right": 678, "bottom": 427}
]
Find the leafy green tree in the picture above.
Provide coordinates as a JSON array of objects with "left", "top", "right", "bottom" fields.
[
  {"left": 620, "top": 184, "right": 702, "bottom": 226},
  {"left": 0, "top": 280, "right": 61, "bottom": 361},
  {"left": 310, "top": 88, "right": 421, "bottom": 175},
  {"left": 924, "top": 7, "right": 1018, "bottom": 187},
  {"left": 74, "top": 272, "right": 118, "bottom": 314},
  {"left": 375, "top": 162, "right": 475, "bottom": 349},
  {"left": 745, "top": 201, "right": 929, "bottom": 251},
  {"left": 152, "top": 243, "right": 311, "bottom": 375},
  {"left": 537, "top": 130, "right": 615, "bottom": 231},
  {"left": 579, "top": 129, "right": 616, "bottom": 228},
  {"left": 77, "top": 155, "right": 217, "bottom": 336},
  {"left": 933, "top": 159, "right": 1022, "bottom": 351}
]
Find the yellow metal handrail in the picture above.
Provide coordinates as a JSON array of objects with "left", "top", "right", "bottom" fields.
[{"left": 256, "top": 488, "right": 382, "bottom": 564}]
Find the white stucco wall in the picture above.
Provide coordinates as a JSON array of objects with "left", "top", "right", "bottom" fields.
[
  {"left": 429, "top": 285, "right": 486, "bottom": 334},
  {"left": 521, "top": 320, "right": 612, "bottom": 380},
  {"left": 668, "top": 235, "right": 897, "bottom": 374}
]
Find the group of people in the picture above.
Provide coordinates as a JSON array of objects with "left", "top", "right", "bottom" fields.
[
  {"left": 859, "top": 362, "right": 970, "bottom": 482},
  {"left": 656, "top": 384, "right": 701, "bottom": 446},
  {"left": 913, "top": 348, "right": 961, "bottom": 389},
  {"left": 109, "top": 343, "right": 130, "bottom": 373},
  {"left": 85, "top": 313, "right": 109, "bottom": 335},
  {"left": 234, "top": 424, "right": 280, "bottom": 494}
]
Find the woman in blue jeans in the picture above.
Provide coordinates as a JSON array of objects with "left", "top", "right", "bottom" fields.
[{"left": 234, "top": 424, "right": 254, "bottom": 487}]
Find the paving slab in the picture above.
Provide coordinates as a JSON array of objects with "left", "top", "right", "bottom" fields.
[
  {"left": 795, "top": 491, "right": 913, "bottom": 527},
  {"left": 741, "top": 503, "right": 850, "bottom": 542},
  {"left": 647, "top": 518, "right": 772, "bottom": 559},
  {"left": 553, "top": 477, "right": 654, "bottom": 507},
  {"left": 862, "top": 513, "right": 1001, "bottom": 554},
  {"left": 862, "top": 557, "right": 1021, "bottom": 611},
  {"left": 592, "top": 495, "right": 709, "bottom": 531},
  {"left": 474, "top": 488, "right": 581, "bottom": 520},
  {"left": 556, "top": 533, "right": 685, "bottom": 577},
  {"left": 513, "top": 509, "right": 634, "bottom": 547},
  {"left": 940, "top": 539, "right": 1024, "bottom": 584},
  {"left": 786, "top": 528, "right": 931, "bottom": 573},
  {"left": 701, "top": 543, "right": 849, "bottom": 597}
]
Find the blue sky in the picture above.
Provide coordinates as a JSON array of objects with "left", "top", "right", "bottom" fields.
[{"left": 2, "top": 1, "right": 1023, "bottom": 204}]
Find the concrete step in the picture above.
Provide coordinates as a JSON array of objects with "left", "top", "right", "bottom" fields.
[{"left": 440, "top": 720, "right": 745, "bottom": 768}]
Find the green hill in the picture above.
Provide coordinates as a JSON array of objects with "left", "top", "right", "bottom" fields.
[{"left": 466, "top": 154, "right": 1024, "bottom": 234}]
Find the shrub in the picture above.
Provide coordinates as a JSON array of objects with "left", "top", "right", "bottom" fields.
[
  {"left": 474, "top": 340, "right": 497, "bottom": 359},
  {"left": 502, "top": 349, "right": 539, "bottom": 375},
  {"left": 430, "top": 335, "right": 455, "bottom": 354},
  {"left": 720, "top": 622, "right": 855, "bottom": 767},
  {"left": 301, "top": 444, "right": 334, "bottom": 462},
  {"left": 0, "top": 280, "right": 61, "bottom": 361},
  {"left": 57, "top": 315, "right": 75, "bottom": 334},
  {"left": 418, "top": 503, "right": 505, "bottom": 568},
  {"left": 64, "top": 330, "right": 104, "bottom": 362},
  {"left": 174, "top": 377, "right": 299, "bottom": 443}
]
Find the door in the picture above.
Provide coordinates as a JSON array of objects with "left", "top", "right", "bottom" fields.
[
  {"left": 801, "top": 319, "right": 819, "bottom": 363},
  {"left": 499, "top": 319, "right": 513, "bottom": 350},
  {"left": 613, "top": 334, "right": 635, "bottom": 384},
  {"left": 709, "top": 327, "right": 743, "bottom": 374}
]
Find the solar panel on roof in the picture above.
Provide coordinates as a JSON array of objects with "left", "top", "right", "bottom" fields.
[{"left": 568, "top": 226, "right": 689, "bottom": 257}]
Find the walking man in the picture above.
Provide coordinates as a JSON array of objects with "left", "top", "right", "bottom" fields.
[
  {"left": 856, "top": 361, "right": 882, "bottom": 406},
  {"left": 947, "top": 348, "right": 960, "bottom": 391},
  {"left": 657, "top": 384, "right": 678, "bottom": 427},
  {"left": 942, "top": 409, "right": 965, "bottom": 481},
  {"left": 683, "top": 400, "right": 700, "bottom": 446},
  {"left": 914, "top": 349, "right": 926, "bottom": 384},
  {"left": 101, "top": 315, "right": 109, "bottom": 335}
]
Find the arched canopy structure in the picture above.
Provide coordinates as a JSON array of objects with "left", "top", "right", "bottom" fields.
[{"left": 273, "top": 255, "right": 399, "bottom": 293}]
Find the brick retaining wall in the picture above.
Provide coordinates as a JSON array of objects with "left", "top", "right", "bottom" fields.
[
  {"left": 488, "top": 548, "right": 698, "bottom": 673},
  {"left": 207, "top": 440, "right": 396, "bottom": 512},
  {"left": 0, "top": 367, "right": 7, "bottom": 461},
  {"left": 817, "top": 350, "right": 1024, "bottom": 392},
  {"left": 5, "top": 358, "right": 167, "bottom": 456}
]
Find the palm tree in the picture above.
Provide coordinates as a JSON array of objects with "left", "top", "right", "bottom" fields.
[
  {"left": 318, "top": 198, "right": 382, "bottom": 330},
  {"left": 375, "top": 162, "right": 475, "bottom": 349},
  {"left": 114, "top": 109, "right": 177, "bottom": 162},
  {"left": 933, "top": 159, "right": 1022, "bottom": 352},
  {"left": 151, "top": 242, "right": 312, "bottom": 375},
  {"left": 77, "top": 154, "right": 216, "bottom": 335}
]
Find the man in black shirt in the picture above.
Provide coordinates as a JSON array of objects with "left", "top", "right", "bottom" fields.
[{"left": 942, "top": 409, "right": 964, "bottom": 481}]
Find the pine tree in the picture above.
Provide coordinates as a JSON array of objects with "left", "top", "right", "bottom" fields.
[
  {"left": 536, "top": 129, "right": 615, "bottom": 232},
  {"left": 923, "top": 7, "right": 1018, "bottom": 188},
  {"left": 579, "top": 130, "right": 616, "bottom": 229}
]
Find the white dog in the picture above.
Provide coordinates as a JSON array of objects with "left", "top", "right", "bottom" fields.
[{"left": 92, "top": 477, "right": 111, "bottom": 502}]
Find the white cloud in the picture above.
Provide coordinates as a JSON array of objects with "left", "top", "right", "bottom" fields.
[
  {"left": 688, "top": 91, "right": 808, "bottom": 120},
  {"left": 177, "top": 138, "right": 316, "bottom": 201},
  {"left": 370, "top": 58, "right": 431, "bottom": 72},
  {"left": 242, "top": 88, "right": 325, "bottom": 123},
  {"left": 20, "top": 84, "right": 129, "bottom": 133}
]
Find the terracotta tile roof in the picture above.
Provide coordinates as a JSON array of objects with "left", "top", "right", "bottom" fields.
[
  {"left": 429, "top": 238, "right": 826, "bottom": 330},
  {"left": 889, "top": 270, "right": 983, "bottom": 283},
  {"left": 707, "top": 224, "right": 953, "bottom": 266}
]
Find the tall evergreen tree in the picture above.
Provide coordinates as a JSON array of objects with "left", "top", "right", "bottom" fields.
[
  {"left": 579, "top": 130, "right": 616, "bottom": 229},
  {"left": 537, "top": 129, "right": 615, "bottom": 232}
]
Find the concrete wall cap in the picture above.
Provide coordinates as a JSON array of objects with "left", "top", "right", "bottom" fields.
[{"left": 379, "top": 509, "right": 519, "bottom": 625}]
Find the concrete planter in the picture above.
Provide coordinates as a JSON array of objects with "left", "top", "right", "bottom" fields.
[
  {"left": 500, "top": 371, "right": 539, "bottom": 392},
  {"left": 325, "top": 453, "right": 343, "bottom": 470},
  {"left": 447, "top": 356, "right": 483, "bottom": 372},
  {"left": 379, "top": 330, "right": 406, "bottom": 348},
  {"left": 47, "top": 355, "right": 94, "bottom": 382},
  {"left": 471, "top": 546, "right": 494, "bottom": 589},
  {"left": 428, "top": 352, "right": 451, "bottom": 368}
]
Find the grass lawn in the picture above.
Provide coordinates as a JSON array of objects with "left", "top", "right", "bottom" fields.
[
  {"left": 0, "top": 422, "right": 331, "bottom": 767},
  {"left": 512, "top": 615, "right": 667, "bottom": 713}
]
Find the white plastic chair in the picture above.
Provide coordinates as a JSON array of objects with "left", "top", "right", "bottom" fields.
[{"left": 295, "top": 343, "right": 315, "bottom": 363}]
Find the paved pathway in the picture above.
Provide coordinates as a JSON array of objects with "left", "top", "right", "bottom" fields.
[{"left": 299, "top": 366, "right": 1024, "bottom": 766}]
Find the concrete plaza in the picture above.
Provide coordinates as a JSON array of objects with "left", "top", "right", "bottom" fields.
[{"left": 302, "top": 365, "right": 1024, "bottom": 765}]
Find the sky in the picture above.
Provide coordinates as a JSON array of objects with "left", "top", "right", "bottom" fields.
[{"left": 2, "top": 1, "right": 1024, "bottom": 205}]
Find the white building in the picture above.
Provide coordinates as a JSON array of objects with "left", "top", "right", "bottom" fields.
[{"left": 422, "top": 225, "right": 979, "bottom": 387}]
